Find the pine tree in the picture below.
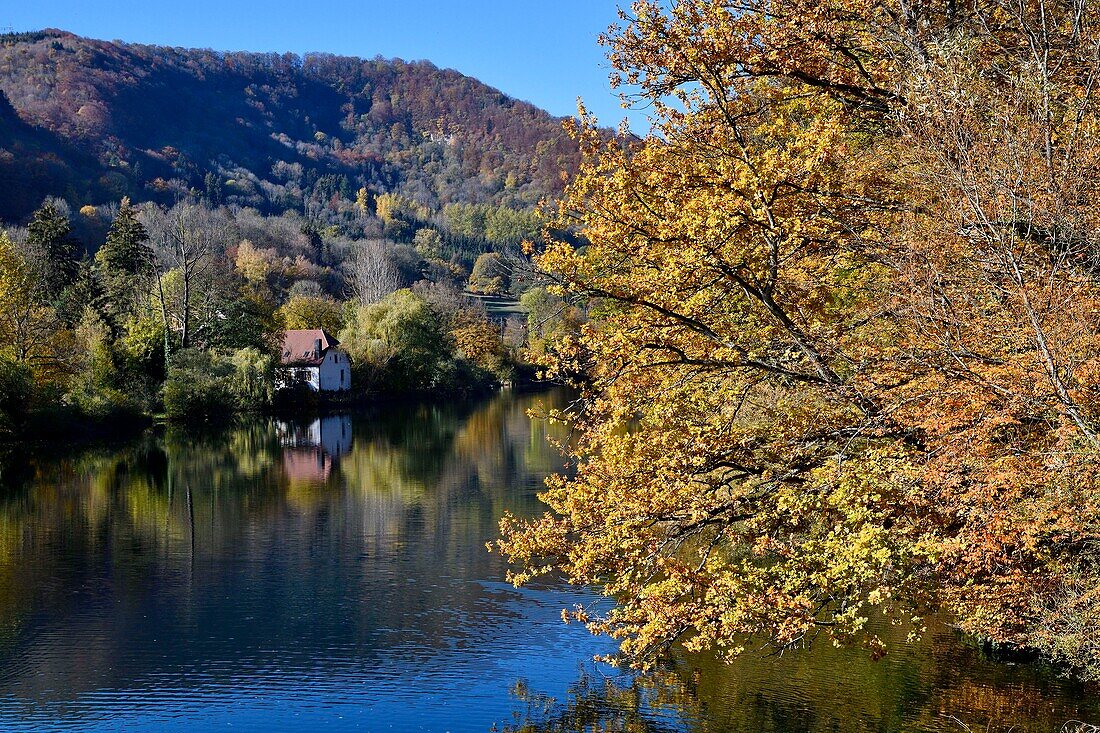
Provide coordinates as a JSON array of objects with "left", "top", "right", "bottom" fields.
[
  {"left": 26, "top": 201, "right": 79, "bottom": 301},
  {"left": 95, "top": 197, "right": 152, "bottom": 325},
  {"left": 60, "top": 258, "right": 110, "bottom": 327}
]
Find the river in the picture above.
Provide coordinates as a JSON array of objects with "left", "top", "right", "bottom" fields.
[{"left": 0, "top": 388, "right": 1095, "bottom": 732}]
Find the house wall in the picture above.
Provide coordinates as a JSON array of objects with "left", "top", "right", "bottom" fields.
[
  {"left": 277, "top": 349, "right": 351, "bottom": 393},
  {"left": 317, "top": 349, "right": 351, "bottom": 392},
  {"left": 276, "top": 366, "right": 320, "bottom": 391}
]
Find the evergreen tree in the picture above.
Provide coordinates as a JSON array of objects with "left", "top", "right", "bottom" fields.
[
  {"left": 26, "top": 201, "right": 79, "bottom": 300},
  {"left": 203, "top": 172, "right": 223, "bottom": 205},
  {"left": 58, "top": 258, "right": 110, "bottom": 327},
  {"left": 95, "top": 198, "right": 152, "bottom": 325}
]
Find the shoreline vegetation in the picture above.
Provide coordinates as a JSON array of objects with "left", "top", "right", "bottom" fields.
[
  {"left": 0, "top": 383, "right": 558, "bottom": 464},
  {"left": 5, "top": 376, "right": 554, "bottom": 446},
  {"left": 0, "top": 192, "right": 580, "bottom": 441}
]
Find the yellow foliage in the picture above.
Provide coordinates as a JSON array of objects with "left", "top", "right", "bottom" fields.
[
  {"left": 498, "top": 0, "right": 1100, "bottom": 679},
  {"left": 277, "top": 295, "right": 345, "bottom": 335}
]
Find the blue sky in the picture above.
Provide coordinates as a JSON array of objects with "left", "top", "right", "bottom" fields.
[{"left": 4, "top": 1, "right": 649, "bottom": 130}]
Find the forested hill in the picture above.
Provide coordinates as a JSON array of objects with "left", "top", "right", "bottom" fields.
[{"left": 0, "top": 29, "right": 580, "bottom": 222}]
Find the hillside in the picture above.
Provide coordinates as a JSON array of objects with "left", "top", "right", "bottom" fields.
[{"left": 0, "top": 29, "right": 580, "bottom": 222}]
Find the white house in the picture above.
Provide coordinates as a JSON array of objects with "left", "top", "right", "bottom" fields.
[{"left": 278, "top": 329, "right": 352, "bottom": 392}]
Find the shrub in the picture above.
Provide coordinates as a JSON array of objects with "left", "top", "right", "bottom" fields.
[
  {"left": 162, "top": 347, "right": 279, "bottom": 420},
  {"left": 0, "top": 354, "right": 32, "bottom": 436},
  {"left": 161, "top": 349, "right": 237, "bottom": 421}
]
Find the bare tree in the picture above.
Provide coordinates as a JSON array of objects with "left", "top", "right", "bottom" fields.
[
  {"left": 347, "top": 239, "right": 401, "bottom": 305},
  {"left": 142, "top": 202, "right": 232, "bottom": 353}
]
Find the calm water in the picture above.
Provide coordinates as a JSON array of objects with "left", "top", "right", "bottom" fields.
[{"left": 0, "top": 389, "right": 1095, "bottom": 732}]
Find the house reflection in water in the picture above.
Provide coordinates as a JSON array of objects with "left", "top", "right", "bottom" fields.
[{"left": 275, "top": 415, "right": 353, "bottom": 484}]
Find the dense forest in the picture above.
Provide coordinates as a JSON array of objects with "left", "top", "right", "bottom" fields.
[
  {"left": 0, "top": 29, "right": 580, "bottom": 223},
  {"left": 0, "top": 30, "right": 583, "bottom": 435},
  {"left": 0, "top": 188, "right": 580, "bottom": 431}
]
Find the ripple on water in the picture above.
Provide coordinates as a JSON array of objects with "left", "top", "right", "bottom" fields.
[{"left": 0, "top": 391, "right": 1096, "bottom": 732}]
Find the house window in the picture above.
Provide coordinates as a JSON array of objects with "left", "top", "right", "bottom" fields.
[{"left": 340, "top": 369, "right": 345, "bottom": 385}]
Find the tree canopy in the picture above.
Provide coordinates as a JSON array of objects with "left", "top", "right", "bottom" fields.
[{"left": 498, "top": 0, "right": 1100, "bottom": 680}]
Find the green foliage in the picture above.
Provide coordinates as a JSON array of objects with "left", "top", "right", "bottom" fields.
[
  {"left": 65, "top": 311, "right": 142, "bottom": 420},
  {"left": 340, "top": 290, "right": 450, "bottom": 393},
  {"left": 26, "top": 201, "right": 79, "bottom": 300},
  {"left": 95, "top": 197, "right": 151, "bottom": 323},
  {"left": 278, "top": 294, "right": 345, "bottom": 334},
  {"left": 161, "top": 348, "right": 237, "bottom": 421},
  {"left": 339, "top": 288, "right": 515, "bottom": 396},
  {"left": 206, "top": 284, "right": 282, "bottom": 353},
  {"left": 519, "top": 286, "right": 583, "bottom": 359},
  {"left": 55, "top": 258, "right": 109, "bottom": 326},
  {"left": 468, "top": 252, "right": 509, "bottom": 295},
  {"left": 0, "top": 354, "right": 32, "bottom": 435},
  {"left": 119, "top": 312, "right": 167, "bottom": 394},
  {"left": 229, "top": 347, "right": 277, "bottom": 407},
  {"left": 97, "top": 198, "right": 150, "bottom": 276},
  {"left": 444, "top": 203, "right": 539, "bottom": 245},
  {"left": 413, "top": 227, "right": 443, "bottom": 259},
  {"left": 162, "top": 347, "right": 278, "bottom": 421}
]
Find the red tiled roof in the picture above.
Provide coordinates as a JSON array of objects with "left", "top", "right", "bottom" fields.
[{"left": 280, "top": 329, "right": 341, "bottom": 366}]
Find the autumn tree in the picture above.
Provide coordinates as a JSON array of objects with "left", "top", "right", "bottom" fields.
[
  {"left": 0, "top": 232, "right": 69, "bottom": 381},
  {"left": 277, "top": 294, "right": 345, "bottom": 335},
  {"left": 355, "top": 187, "right": 370, "bottom": 216},
  {"left": 234, "top": 239, "right": 274, "bottom": 285},
  {"left": 498, "top": 0, "right": 1100, "bottom": 680}
]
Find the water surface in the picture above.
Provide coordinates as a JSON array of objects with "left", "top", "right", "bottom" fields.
[{"left": 0, "top": 389, "right": 1095, "bottom": 731}]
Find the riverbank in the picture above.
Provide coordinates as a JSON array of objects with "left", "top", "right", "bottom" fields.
[{"left": 2, "top": 374, "right": 558, "bottom": 446}]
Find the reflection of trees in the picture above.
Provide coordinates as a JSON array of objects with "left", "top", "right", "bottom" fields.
[
  {"left": 0, "top": 390, "right": 1097, "bottom": 730},
  {"left": 334, "top": 391, "right": 569, "bottom": 561},
  {"left": 502, "top": 669, "right": 699, "bottom": 733},
  {"left": 505, "top": 618, "right": 1100, "bottom": 733},
  {"left": 0, "top": 388, "right": 574, "bottom": 703}
]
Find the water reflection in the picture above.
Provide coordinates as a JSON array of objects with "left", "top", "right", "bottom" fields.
[
  {"left": 506, "top": 623, "right": 1100, "bottom": 733},
  {"left": 0, "top": 389, "right": 612, "bottom": 732},
  {"left": 504, "top": 618, "right": 1100, "bottom": 733},
  {"left": 277, "top": 415, "right": 353, "bottom": 484},
  {"left": 0, "top": 389, "right": 1096, "bottom": 732}
]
